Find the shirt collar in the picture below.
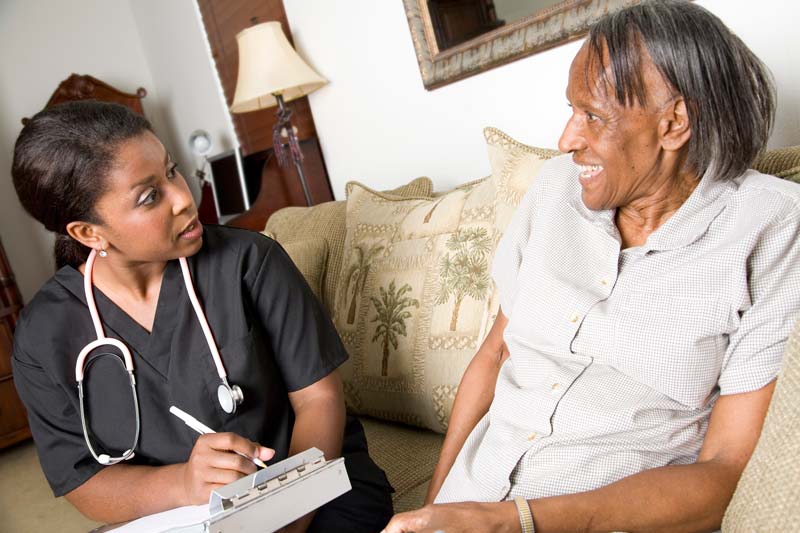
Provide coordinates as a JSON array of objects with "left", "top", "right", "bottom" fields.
[
  {"left": 567, "top": 163, "right": 734, "bottom": 252},
  {"left": 54, "top": 261, "right": 182, "bottom": 379},
  {"left": 644, "top": 166, "right": 734, "bottom": 251}
]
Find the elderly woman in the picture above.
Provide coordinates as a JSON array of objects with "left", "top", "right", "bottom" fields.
[{"left": 384, "top": 2, "right": 799, "bottom": 532}]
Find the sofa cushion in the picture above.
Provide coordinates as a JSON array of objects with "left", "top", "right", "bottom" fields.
[
  {"left": 360, "top": 416, "right": 443, "bottom": 513},
  {"left": 722, "top": 317, "right": 800, "bottom": 531},
  {"left": 752, "top": 145, "right": 800, "bottom": 183},
  {"left": 277, "top": 238, "right": 328, "bottom": 302},
  {"left": 333, "top": 131, "right": 558, "bottom": 433},
  {"left": 264, "top": 177, "right": 434, "bottom": 311}
]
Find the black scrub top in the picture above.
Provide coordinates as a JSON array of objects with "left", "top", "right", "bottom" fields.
[{"left": 12, "top": 226, "right": 349, "bottom": 497}]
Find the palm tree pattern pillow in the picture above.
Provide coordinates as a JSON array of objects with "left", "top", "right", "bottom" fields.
[{"left": 333, "top": 129, "right": 558, "bottom": 433}]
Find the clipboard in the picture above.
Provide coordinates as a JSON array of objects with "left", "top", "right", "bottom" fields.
[
  {"left": 111, "top": 448, "right": 350, "bottom": 533},
  {"left": 204, "top": 447, "right": 350, "bottom": 531}
]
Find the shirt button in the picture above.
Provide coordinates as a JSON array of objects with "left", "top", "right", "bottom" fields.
[
  {"left": 527, "top": 433, "right": 537, "bottom": 441},
  {"left": 551, "top": 383, "right": 561, "bottom": 391},
  {"left": 600, "top": 279, "right": 609, "bottom": 286},
  {"left": 569, "top": 313, "right": 580, "bottom": 323}
]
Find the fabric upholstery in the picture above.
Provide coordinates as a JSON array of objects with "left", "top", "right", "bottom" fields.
[
  {"left": 264, "top": 177, "right": 433, "bottom": 311},
  {"left": 333, "top": 178, "right": 497, "bottom": 432},
  {"left": 360, "top": 417, "right": 443, "bottom": 513},
  {"left": 722, "top": 318, "right": 800, "bottom": 531},
  {"left": 276, "top": 238, "right": 328, "bottom": 303},
  {"left": 753, "top": 146, "right": 800, "bottom": 182}
]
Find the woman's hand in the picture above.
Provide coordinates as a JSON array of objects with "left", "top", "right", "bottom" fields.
[
  {"left": 381, "top": 501, "right": 519, "bottom": 533},
  {"left": 179, "top": 432, "right": 275, "bottom": 504}
]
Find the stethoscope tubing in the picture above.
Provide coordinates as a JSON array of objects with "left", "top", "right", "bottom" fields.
[
  {"left": 75, "top": 249, "right": 242, "bottom": 464},
  {"left": 178, "top": 256, "right": 229, "bottom": 380}
]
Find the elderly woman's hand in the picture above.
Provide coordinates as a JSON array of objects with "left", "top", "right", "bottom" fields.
[{"left": 381, "top": 501, "right": 520, "bottom": 533}]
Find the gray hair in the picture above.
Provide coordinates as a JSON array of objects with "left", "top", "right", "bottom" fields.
[{"left": 587, "top": 0, "right": 775, "bottom": 182}]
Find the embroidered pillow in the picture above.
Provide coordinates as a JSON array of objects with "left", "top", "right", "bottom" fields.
[{"left": 333, "top": 179, "right": 498, "bottom": 432}]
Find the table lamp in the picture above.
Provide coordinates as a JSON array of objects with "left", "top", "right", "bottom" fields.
[{"left": 230, "top": 21, "right": 327, "bottom": 206}]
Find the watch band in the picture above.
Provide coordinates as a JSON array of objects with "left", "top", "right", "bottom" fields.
[{"left": 514, "top": 496, "right": 535, "bottom": 533}]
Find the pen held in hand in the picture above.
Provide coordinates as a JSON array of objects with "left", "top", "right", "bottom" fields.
[{"left": 170, "top": 405, "right": 267, "bottom": 468}]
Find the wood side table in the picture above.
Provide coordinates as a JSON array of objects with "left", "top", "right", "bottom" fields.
[{"left": 227, "top": 137, "right": 334, "bottom": 232}]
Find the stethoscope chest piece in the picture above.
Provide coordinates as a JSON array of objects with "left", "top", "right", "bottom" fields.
[{"left": 218, "top": 381, "right": 244, "bottom": 414}]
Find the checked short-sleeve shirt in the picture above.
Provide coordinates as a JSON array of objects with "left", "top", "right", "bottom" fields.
[{"left": 435, "top": 155, "right": 800, "bottom": 503}]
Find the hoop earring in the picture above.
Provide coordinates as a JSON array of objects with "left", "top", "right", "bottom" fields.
[{"left": 98, "top": 249, "right": 108, "bottom": 258}]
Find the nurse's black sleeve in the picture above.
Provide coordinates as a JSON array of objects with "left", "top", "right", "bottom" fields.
[
  {"left": 11, "top": 341, "right": 103, "bottom": 497},
  {"left": 248, "top": 239, "right": 348, "bottom": 392}
]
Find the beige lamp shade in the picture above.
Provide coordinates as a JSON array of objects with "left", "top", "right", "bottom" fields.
[{"left": 230, "top": 21, "right": 327, "bottom": 113}]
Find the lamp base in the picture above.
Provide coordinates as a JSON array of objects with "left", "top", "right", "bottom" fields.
[{"left": 273, "top": 94, "right": 313, "bottom": 206}]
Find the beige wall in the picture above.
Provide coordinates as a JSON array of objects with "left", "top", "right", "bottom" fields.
[{"left": 283, "top": 0, "right": 800, "bottom": 199}]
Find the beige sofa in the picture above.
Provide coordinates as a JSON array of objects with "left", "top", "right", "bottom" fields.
[{"left": 263, "top": 133, "right": 800, "bottom": 529}]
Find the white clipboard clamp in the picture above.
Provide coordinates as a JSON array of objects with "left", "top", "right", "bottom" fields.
[
  {"left": 203, "top": 447, "right": 350, "bottom": 531},
  {"left": 112, "top": 448, "right": 350, "bottom": 533}
]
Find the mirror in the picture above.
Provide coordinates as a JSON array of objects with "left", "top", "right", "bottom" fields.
[{"left": 403, "top": 0, "right": 640, "bottom": 90}]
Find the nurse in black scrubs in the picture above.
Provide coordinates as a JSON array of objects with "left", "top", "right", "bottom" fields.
[{"left": 10, "top": 101, "right": 392, "bottom": 531}]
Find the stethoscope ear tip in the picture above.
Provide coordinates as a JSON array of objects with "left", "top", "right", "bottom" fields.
[{"left": 98, "top": 454, "right": 111, "bottom": 465}]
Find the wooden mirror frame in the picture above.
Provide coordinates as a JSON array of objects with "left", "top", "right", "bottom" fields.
[{"left": 403, "top": 0, "right": 639, "bottom": 90}]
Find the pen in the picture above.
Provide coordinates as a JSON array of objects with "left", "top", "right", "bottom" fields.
[{"left": 170, "top": 405, "right": 267, "bottom": 468}]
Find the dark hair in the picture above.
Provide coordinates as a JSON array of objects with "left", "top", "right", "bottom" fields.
[
  {"left": 587, "top": 0, "right": 775, "bottom": 182},
  {"left": 12, "top": 101, "right": 152, "bottom": 269}
]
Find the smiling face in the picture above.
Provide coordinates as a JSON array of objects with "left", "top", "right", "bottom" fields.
[
  {"left": 89, "top": 131, "right": 203, "bottom": 263},
  {"left": 558, "top": 41, "right": 681, "bottom": 212}
]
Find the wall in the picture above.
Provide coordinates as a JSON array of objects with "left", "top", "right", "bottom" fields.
[
  {"left": 0, "top": 0, "right": 237, "bottom": 302},
  {"left": 0, "top": 0, "right": 164, "bottom": 301},
  {"left": 3, "top": 0, "right": 798, "bottom": 301},
  {"left": 128, "top": 0, "right": 238, "bottom": 179},
  {"left": 283, "top": 0, "right": 800, "bottom": 198}
]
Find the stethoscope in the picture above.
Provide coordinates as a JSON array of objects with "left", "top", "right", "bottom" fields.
[{"left": 75, "top": 249, "right": 243, "bottom": 465}]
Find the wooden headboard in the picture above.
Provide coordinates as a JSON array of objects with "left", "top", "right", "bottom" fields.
[{"left": 22, "top": 73, "right": 147, "bottom": 125}]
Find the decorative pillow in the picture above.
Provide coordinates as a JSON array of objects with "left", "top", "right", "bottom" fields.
[
  {"left": 265, "top": 177, "right": 434, "bottom": 310},
  {"left": 480, "top": 128, "right": 561, "bottom": 329},
  {"left": 334, "top": 178, "right": 498, "bottom": 432},
  {"left": 484, "top": 127, "right": 561, "bottom": 231},
  {"left": 334, "top": 129, "right": 557, "bottom": 433},
  {"left": 279, "top": 238, "right": 328, "bottom": 303}
]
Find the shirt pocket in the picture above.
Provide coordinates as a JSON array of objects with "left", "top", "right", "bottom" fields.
[{"left": 611, "top": 292, "right": 731, "bottom": 408}]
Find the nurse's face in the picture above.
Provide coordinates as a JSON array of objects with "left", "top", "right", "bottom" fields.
[{"left": 92, "top": 131, "right": 203, "bottom": 263}]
